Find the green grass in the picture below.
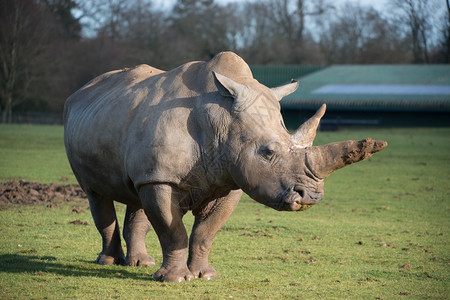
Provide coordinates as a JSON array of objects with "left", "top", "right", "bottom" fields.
[
  {"left": 0, "top": 125, "right": 76, "bottom": 184},
  {"left": 0, "top": 125, "right": 449, "bottom": 299}
]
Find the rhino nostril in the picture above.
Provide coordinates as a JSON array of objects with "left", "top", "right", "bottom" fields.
[{"left": 294, "top": 186, "right": 305, "bottom": 199}]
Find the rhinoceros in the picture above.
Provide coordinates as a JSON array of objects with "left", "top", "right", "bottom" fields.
[{"left": 64, "top": 51, "right": 387, "bottom": 282}]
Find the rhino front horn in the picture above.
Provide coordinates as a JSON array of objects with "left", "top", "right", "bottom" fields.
[{"left": 306, "top": 138, "right": 388, "bottom": 179}]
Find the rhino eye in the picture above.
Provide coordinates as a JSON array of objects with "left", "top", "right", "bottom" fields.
[
  {"left": 264, "top": 149, "right": 275, "bottom": 156},
  {"left": 260, "top": 146, "right": 276, "bottom": 160}
]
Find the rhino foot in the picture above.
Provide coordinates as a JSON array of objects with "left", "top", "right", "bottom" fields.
[
  {"left": 126, "top": 253, "right": 155, "bottom": 267},
  {"left": 153, "top": 266, "right": 195, "bottom": 282},
  {"left": 96, "top": 253, "right": 126, "bottom": 265},
  {"left": 189, "top": 264, "right": 217, "bottom": 280}
]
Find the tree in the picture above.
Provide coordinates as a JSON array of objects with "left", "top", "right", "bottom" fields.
[
  {"left": 164, "top": 0, "right": 231, "bottom": 66},
  {"left": 267, "top": 0, "right": 331, "bottom": 63},
  {"left": 42, "top": 0, "right": 81, "bottom": 39},
  {"left": 233, "top": 2, "right": 275, "bottom": 64},
  {"left": 235, "top": 0, "right": 330, "bottom": 64},
  {"left": 0, "top": 0, "right": 49, "bottom": 122},
  {"left": 0, "top": 0, "right": 82, "bottom": 122},
  {"left": 108, "top": 0, "right": 167, "bottom": 67},
  {"left": 2, "top": 0, "right": 448, "bottom": 123},
  {"left": 390, "top": 0, "right": 434, "bottom": 63},
  {"left": 434, "top": 0, "right": 450, "bottom": 62},
  {"left": 317, "top": 2, "right": 409, "bottom": 64}
]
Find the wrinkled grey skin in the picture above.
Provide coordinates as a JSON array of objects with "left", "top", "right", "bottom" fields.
[{"left": 64, "top": 52, "right": 387, "bottom": 282}]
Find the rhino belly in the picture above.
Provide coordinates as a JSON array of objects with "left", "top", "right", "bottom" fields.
[
  {"left": 68, "top": 151, "right": 141, "bottom": 207},
  {"left": 65, "top": 112, "right": 141, "bottom": 207}
]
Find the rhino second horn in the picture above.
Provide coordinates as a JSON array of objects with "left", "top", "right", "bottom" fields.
[
  {"left": 292, "top": 104, "right": 326, "bottom": 148},
  {"left": 307, "top": 138, "right": 388, "bottom": 179}
]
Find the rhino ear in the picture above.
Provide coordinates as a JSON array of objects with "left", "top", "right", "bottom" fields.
[
  {"left": 213, "top": 71, "right": 246, "bottom": 98},
  {"left": 213, "top": 71, "right": 251, "bottom": 112},
  {"left": 271, "top": 79, "right": 299, "bottom": 101}
]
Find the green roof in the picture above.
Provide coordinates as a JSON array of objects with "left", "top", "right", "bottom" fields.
[
  {"left": 281, "top": 65, "right": 450, "bottom": 112},
  {"left": 250, "top": 65, "right": 322, "bottom": 87}
]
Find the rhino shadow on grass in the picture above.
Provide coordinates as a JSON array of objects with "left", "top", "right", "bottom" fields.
[
  {"left": 64, "top": 51, "right": 387, "bottom": 282},
  {"left": 0, "top": 254, "right": 151, "bottom": 281}
]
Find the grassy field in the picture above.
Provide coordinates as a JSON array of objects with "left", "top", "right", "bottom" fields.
[
  {"left": 0, "top": 124, "right": 449, "bottom": 299},
  {"left": 0, "top": 125, "right": 74, "bottom": 184}
]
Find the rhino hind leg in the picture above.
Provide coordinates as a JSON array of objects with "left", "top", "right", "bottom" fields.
[
  {"left": 123, "top": 205, "right": 155, "bottom": 266},
  {"left": 188, "top": 189, "right": 242, "bottom": 279},
  {"left": 139, "top": 184, "right": 194, "bottom": 282},
  {"left": 87, "top": 192, "right": 126, "bottom": 265}
]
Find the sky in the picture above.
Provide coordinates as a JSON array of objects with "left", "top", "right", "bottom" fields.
[
  {"left": 217, "top": 0, "right": 389, "bottom": 7},
  {"left": 155, "top": 0, "right": 391, "bottom": 11}
]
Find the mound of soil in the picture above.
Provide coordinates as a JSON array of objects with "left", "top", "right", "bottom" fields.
[{"left": 0, "top": 180, "right": 86, "bottom": 207}]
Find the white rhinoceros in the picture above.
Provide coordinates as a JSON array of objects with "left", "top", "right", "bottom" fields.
[{"left": 64, "top": 52, "right": 387, "bottom": 282}]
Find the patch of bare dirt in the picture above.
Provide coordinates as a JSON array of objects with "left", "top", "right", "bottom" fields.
[{"left": 0, "top": 180, "right": 86, "bottom": 209}]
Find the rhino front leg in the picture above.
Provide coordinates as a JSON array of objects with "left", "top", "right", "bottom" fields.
[
  {"left": 188, "top": 189, "right": 242, "bottom": 279},
  {"left": 123, "top": 205, "right": 155, "bottom": 267},
  {"left": 138, "top": 184, "right": 194, "bottom": 282},
  {"left": 87, "top": 192, "right": 126, "bottom": 265}
]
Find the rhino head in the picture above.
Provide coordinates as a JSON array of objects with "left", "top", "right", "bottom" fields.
[{"left": 214, "top": 72, "right": 387, "bottom": 211}]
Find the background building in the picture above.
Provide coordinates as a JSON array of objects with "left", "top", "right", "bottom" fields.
[{"left": 252, "top": 65, "right": 450, "bottom": 129}]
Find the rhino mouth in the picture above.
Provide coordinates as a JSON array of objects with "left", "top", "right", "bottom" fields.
[
  {"left": 281, "top": 197, "right": 314, "bottom": 211},
  {"left": 278, "top": 187, "right": 320, "bottom": 211},
  {"left": 285, "top": 201, "right": 314, "bottom": 211}
]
